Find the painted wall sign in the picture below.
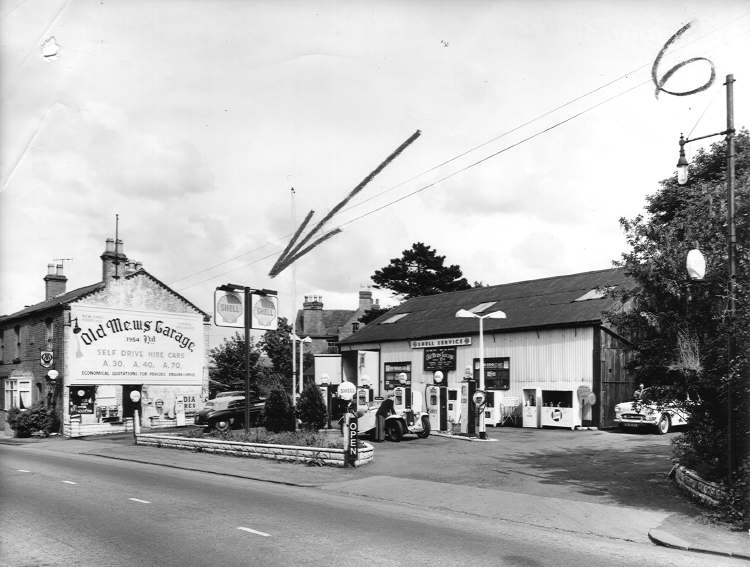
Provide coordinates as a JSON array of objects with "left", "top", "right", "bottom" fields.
[
  {"left": 410, "top": 337, "right": 471, "bottom": 349},
  {"left": 423, "top": 347, "right": 457, "bottom": 372},
  {"left": 69, "top": 305, "right": 204, "bottom": 386}
]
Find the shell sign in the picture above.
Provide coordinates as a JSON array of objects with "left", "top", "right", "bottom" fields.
[
  {"left": 250, "top": 294, "right": 278, "bottom": 331},
  {"left": 214, "top": 290, "right": 278, "bottom": 331}
]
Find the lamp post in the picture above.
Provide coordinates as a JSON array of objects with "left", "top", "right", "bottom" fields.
[
  {"left": 456, "top": 308, "right": 507, "bottom": 439},
  {"left": 675, "top": 73, "right": 737, "bottom": 484},
  {"left": 290, "top": 333, "right": 311, "bottom": 401}
]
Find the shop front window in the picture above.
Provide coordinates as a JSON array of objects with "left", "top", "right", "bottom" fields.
[
  {"left": 473, "top": 357, "right": 510, "bottom": 390},
  {"left": 384, "top": 362, "right": 411, "bottom": 391}
]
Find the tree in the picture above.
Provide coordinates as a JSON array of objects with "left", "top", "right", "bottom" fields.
[
  {"left": 297, "top": 384, "right": 327, "bottom": 431},
  {"left": 256, "top": 316, "right": 314, "bottom": 393},
  {"left": 609, "top": 130, "right": 749, "bottom": 500},
  {"left": 264, "top": 385, "right": 294, "bottom": 432},
  {"left": 257, "top": 317, "right": 294, "bottom": 389},
  {"left": 358, "top": 305, "right": 390, "bottom": 325},
  {"left": 209, "top": 332, "right": 261, "bottom": 395},
  {"left": 371, "top": 242, "right": 471, "bottom": 299}
]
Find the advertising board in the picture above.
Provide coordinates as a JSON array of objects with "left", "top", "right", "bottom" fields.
[{"left": 68, "top": 305, "right": 204, "bottom": 386}]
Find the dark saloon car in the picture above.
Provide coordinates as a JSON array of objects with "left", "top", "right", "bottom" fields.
[{"left": 194, "top": 392, "right": 265, "bottom": 432}]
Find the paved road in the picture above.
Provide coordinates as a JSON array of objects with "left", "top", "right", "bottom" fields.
[{"left": 2, "top": 444, "right": 746, "bottom": 567}]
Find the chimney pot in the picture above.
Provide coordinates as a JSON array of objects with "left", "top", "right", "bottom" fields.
[
  {"left": 56, "top": 264, "right": 64, "bottom": 276},
  {"left": 105, "top": 238, "right": 115, "bottom": 252},
  {"left": 47, "top": 263, "right": 55, "bottom": 275}
]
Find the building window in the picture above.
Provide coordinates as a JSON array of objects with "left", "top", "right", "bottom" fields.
[
  {"left": 13, "top": 326, "right": 21, "bottom": 362},
  {"left": 384, "top": 362, "right": 411, "bottom": 391},
  {"left": 351, "top": 322, "right": 360, "bottom": 333},
  {"left": 45, "top": 318, "right": 55, "bottom": 350},
  {"left": 326, "top": 340, "right": 340, "bottom": 354},
  {"left": 473, "top": 357, "right": 510, "bottom": 390},
  {"left": 4, "top": 379, "right": 31, "bottom": 409},
  {"left": 469, "top": 301, "right": 497, "bottom": 313},
  {"left": 380, "top": 313, "right": 409, "bottom": 324}
]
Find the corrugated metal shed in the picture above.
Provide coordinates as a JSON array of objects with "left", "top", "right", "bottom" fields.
[{"left": 341, "top": 268, "right": 631, "bottom": 344}]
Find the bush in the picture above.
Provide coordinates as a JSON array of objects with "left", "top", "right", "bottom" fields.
[
  {"left": 264, "top": 386, "right": 294, "bottom": 433},
  {"left": 6, "top": 403, "right": 60, "bottom": 438},
  {"left": 297, "top": 384, "right": 327, "bottom": 431}
]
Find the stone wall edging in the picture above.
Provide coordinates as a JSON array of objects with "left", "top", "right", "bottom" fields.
[
  {"left": 135, "top": 433, "right": 374, "bottom": 467},
  {"left": 673, "top": 465, "right": 726, "bottom": 507}
]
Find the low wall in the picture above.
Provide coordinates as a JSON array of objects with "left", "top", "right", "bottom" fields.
[
  {"left": 673, "top": 465, "right": 726, "bottom": 507},
  {"left": 135, "top": 433, "right": 374, "bottom": 467}
]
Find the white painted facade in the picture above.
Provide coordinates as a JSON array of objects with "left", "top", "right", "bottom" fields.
[{"left": 342, "top": 326, "right": 596, "bottom": 428}]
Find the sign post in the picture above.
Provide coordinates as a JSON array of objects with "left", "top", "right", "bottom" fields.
[{"left": 215, "top": 284, "right": 278, "bottom": 436}]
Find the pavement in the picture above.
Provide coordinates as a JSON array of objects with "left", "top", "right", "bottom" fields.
[{"left": 2, "top": 425, "right": 749, "bottom": 561}]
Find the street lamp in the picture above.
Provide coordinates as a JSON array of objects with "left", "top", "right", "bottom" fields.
[
  {"left": 290, "top": 333, "right": 312, "bottom": 400},
  {"left": 456, "top": 308, "right": 507, "bottom": 439},
  {"left": 674, "top": 73, "right": 737, "bottom": 484}
]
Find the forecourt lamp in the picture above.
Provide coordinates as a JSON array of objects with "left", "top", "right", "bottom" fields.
[
  {"left": 289, "top": 333, "right": 312, "bottom": 409},
  {"left": 455, "top": 308, "right": 507, "bottom": 439},
  {"left": 675, "top": 74, "right": 739, "bottom": 488}
]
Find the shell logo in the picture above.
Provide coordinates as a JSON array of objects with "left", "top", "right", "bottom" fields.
[
  {"left": 216, "top": 293, "right": 243, "bottom": 324},
  {"left": 253, "top": 296, "right": 277, "bottom": 328}
]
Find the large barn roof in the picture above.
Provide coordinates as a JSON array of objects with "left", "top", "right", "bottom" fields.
[{"left": 340, "top": 268, "right": 631, "bottom": 345}]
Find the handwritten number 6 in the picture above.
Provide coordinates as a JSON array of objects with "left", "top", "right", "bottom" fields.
[{"left": 652, "top": 22, "right": 715, "bottom": 98}]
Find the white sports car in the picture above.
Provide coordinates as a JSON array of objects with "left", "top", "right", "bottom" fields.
[{"left": 613, "top": 388, "right": 692, "bottom": 434}]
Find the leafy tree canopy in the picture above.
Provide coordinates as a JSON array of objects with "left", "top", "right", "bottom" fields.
[
  {"left": 609, "top": 129, "right": 749, "bottom": 482},
  {"left": 371, "top": 242, "right": 472, "bottom": 299},
  {"left": 256, "top": 316, "right": 314, "bottom": 393},
  {"left": 208, "top": 332, "right": 261, "bottom": 395}
]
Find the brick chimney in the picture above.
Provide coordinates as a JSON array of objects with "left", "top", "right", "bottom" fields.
[
  {"left": 302, "top": 295, "right": 325, "bottom": 336},
  {"left": 358, "top": 290, "right": 373, "bottom": 312},
  {"left": 101, "top": 238, "right": 128, "bottom": 284},
  {"left": 44, "top": 263, "right": 67, "bottom": 300}
]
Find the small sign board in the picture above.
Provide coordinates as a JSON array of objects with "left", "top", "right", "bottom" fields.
[
  {"left": 214, "top": 290, "right": 244, "bottom": 328},
  {"left": 345, "top": 415, "right": 358, "bottom": 467},
  {"left": 250, "top": 294, "right": 278, "bottom": 331},
  {"left": 424, "top": 347, "right": 457, "bottom": 371},
  {"left": 338, "top": 381, "right": 356, "bottom": 401},
  {"left": 40, "top": 350, "right": 54, "bottom": 368}
]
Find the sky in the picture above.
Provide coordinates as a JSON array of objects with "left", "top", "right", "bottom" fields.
[{"left": 2, "top": 0, "right": 749, "bottom": 348}]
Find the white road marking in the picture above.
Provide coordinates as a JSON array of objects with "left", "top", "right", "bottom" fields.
[
  {"left": 62, "top": 480, "right": 77, "bottom": 485},
  {"left": 128, "top": 498, "right": 151, "bottom": 504},
  {"left": 16, "top": 469, "right": 30, "bottom": 473},
  {"left": 237, "top": 527, "right": 271, "bottom": 537}
]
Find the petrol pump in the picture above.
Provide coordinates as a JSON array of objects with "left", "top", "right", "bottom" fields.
[
  {"left": 393, "top": 385, "right": 411, "bottom": 414},
  {"left": 426, "top": 370, "right": 448, "bottom": 432},
  {"left": 319, "top": 385, "right": 332, "bottom": 428},
  {"left": 356, "top": 386, "right": 373, "bottom": 413},
  {"left": 459, "top": 379, "right": 477, "bottom": 436}
]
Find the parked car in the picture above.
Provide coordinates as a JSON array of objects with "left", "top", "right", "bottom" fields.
[
  {"left": 194, "top": 392, "right": 265, "bottom": 432},
  {"left": 613, "top": 387, "right": 694, "bottom": 434}
]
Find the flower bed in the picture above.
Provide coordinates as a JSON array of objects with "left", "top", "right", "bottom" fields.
[{"left": 135, "top": 432, "right": 374, "bottom": 467}]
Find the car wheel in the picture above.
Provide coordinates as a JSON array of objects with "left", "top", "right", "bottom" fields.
[
  {"left": 212, "top": 418, "right": 231, "bottom": 433},
  {"left": 417, "top": 415, "right": 431, "bottom": 438},
  {"left": 385, "top": 420, "right": 404, "bottom": 442},
  {"left": 656, "top": 415, "right": 671, "bottom": 435}
]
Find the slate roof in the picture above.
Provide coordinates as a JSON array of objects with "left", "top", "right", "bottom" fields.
[
  {"left": 340, "top": 268, "right": 632, "bottom": 345},
  {"left": 0, "top": 270, "right": 209, "bottom": 324}
]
